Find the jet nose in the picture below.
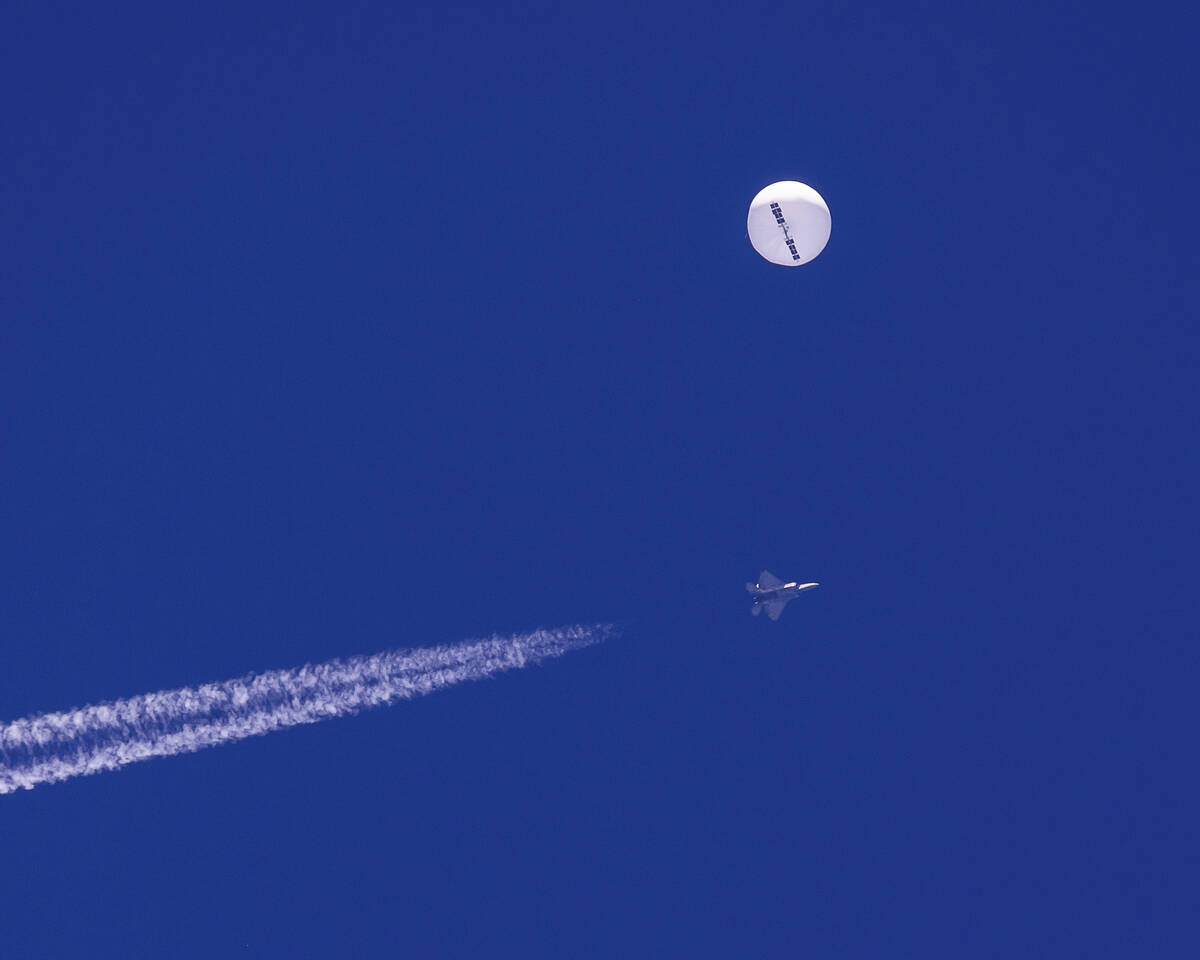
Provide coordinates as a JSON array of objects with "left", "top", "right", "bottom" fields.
[{"left": 799, "top": 582, "right": 819, "bottom": 591}]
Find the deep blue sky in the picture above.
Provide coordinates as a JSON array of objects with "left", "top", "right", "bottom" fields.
[{"left": 3, "top": 2, "right": 1197, "bottom": 956}]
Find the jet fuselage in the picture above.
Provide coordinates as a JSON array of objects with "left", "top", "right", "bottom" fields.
[
  {"left": 747, "top": 572, "right": 819, "bottom": 620},
  {"left": 753, "top": 581, "right": 819, "bottom": 602}
]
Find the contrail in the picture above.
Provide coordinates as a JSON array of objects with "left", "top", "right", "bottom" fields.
[{"left": 0, "top": 624, "right": 606, "bottom": 795}]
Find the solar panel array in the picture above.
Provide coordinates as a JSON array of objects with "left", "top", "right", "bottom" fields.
[{"left": 769, "top": 201, "right": 802, "bottom": 261}]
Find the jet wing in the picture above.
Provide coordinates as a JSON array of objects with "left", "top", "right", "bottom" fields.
[
  {"left": 757, "top": 570, "right": 783, "bottom": 589},
  {"left": 763, "top": 599, "right": 788, "bottom": 621}
]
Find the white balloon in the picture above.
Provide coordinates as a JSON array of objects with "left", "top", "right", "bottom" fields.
[{"left": 747, "top": 181, "right": 831, "bottom": 266}]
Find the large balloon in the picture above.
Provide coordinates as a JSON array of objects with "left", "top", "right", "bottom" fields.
[{"left": 747, "top": 181, "right": 831, "bottom": 266}]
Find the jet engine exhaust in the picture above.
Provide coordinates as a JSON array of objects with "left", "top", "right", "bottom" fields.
[{"left": 0, "top": 625, "right": 608, "bottom": 795}]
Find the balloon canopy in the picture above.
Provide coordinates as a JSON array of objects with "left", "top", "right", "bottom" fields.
[{"left": 747, "top": 181, "right": 831, "bottom": 266}]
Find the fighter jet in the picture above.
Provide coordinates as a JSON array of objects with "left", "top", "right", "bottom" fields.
[{"left": 746, "top": 570, "right": 819, "bottom": 620}]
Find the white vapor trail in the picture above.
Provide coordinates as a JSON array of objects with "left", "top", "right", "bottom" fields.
[{"left": 0, "top": 625, "right": 606, "bottom": 795}]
